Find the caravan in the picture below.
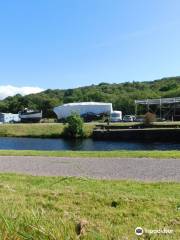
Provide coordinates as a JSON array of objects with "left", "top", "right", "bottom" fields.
[{"left": 110, "top": 111, "right": 122, "bottom": 122}]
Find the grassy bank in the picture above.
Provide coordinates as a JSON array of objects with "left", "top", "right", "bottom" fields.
[
  {"left": 0, "top": 123, "right": 94, "bottom": 138},
  {"left": 0, "top": 174, "right": 179, "bottom": 239},
  {"left": 1, "top": 122, "right": 180, "bottom": 138},
  {"left": 1, "top": 149, "right": 180, "bottom": 158}
]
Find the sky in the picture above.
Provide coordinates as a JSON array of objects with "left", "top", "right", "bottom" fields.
[{"left": 0, "top": 0, "right": 180, "bottom": 98}]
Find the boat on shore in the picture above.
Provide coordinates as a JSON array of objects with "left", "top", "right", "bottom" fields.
[{"left": 19, "top": 109, "right": 42, "bottom": 123}]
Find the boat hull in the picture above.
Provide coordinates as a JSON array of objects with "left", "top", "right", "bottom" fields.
[
  {"left": 20, "top": 117, "right": 42, "bottom": 123},
  {"left": 19, "top": 112, "right": 42, "bottom": 123}
]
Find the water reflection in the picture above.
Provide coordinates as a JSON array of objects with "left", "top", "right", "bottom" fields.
[{"left": 0, "top": 137, "right": 180, "bottom": 151}]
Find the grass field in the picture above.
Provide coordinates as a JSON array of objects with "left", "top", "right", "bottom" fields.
[
  {"left": 0, "top": 123, "right": 94, "bottom": 138},
  {"left": 1, "top": 149, "right": 180, "bottom": 159},
  {"left": 0, "top": 174, "right": 179, "bottom": 239}
]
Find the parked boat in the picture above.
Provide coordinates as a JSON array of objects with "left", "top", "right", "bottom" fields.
[{"left": 19, "top": 109, "right": 42, "bottom": 123}]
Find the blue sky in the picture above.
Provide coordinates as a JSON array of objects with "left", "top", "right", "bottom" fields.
[{"left": 0, "top": 0, "right": 180, "bottom": 96}]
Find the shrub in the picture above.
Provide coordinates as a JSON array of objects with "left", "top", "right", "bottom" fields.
[
  {"left": 63, "top": 113, "right": 84, "bottom": 138},
  {"left": 144, "top": 112, "right": 156, "bottom": 126}
]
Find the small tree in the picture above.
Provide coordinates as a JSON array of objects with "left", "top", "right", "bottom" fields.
[
  {"left": 144, "top": 112, "right": 156, "bottom": 126},
  {"left": 63, "top": 113, "right": 84, "bottom": 138}
]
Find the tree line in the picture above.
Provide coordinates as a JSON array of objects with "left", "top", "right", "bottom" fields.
[{"left": 0, "top": 77, "right": 180, "bottom": 118}]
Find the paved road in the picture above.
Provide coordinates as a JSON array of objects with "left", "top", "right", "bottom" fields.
[{"left": 0, "top": 156, "right": 179, "bottom": 181}]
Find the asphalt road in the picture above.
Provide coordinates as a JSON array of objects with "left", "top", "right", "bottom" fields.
[{"left": 0, "top": 156, "right": 179, "bottom": 181}]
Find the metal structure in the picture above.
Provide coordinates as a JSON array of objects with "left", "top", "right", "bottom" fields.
[{"left": 135, "top": 97, "right": 180, "bottom": 120}]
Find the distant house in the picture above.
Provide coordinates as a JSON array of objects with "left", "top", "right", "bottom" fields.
[{"left": 0, "top": 113, "right": 20, "bottom": 123}]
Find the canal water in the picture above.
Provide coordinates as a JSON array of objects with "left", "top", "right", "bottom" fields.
[{"left": 0, "top": 137, "right": 180, "bottom": 151}]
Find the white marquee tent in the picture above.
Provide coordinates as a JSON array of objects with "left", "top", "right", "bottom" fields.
[{"left": 53, "top": 102, "right": 113, "bottom": 119}]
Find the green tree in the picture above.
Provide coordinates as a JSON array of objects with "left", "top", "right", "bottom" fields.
[{"left": 63, "top": 113, "right": 84, "bottom": 138}]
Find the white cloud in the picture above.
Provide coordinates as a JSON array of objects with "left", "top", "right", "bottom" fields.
[{"left": 0, "top": 85, "right": 44, "bottom": 100}]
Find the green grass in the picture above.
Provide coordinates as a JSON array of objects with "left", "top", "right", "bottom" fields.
[
  {"left": 0, "top": 174, "right": 179, "bottom": 239},
  {"left": 1, "top": 150, "right": 180, "bottom": 158},
  {"left": 1, "top": 122, "right": 180, "bottom": 139},
  {"left": 0, "top": 123, "right": 94, "bottom": 138}
]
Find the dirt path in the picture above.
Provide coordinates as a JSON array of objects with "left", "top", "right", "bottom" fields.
[{"left": 0, "top": 156, "right": 179, "bottom": 181}]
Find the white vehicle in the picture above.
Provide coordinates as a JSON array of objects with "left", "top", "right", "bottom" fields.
[
  {"left": 53, "top": 102, "right": 113, "bottom": 120},
  {"left": 110, "top": 111, "right": 122, "bottom": 122},
  {"left": 123, "top": 115, "right": 136, "bottom": 122}
]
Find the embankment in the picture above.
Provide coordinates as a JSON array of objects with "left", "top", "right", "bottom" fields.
[
  {"left": 93, "top": 128, "right": 180, "bottom": 141},
  {"left": 0, "top": 123, "right": 94, "bottom": 138},
  {"left": 1, "top": 122, "right": 180, "bottom": 142}
]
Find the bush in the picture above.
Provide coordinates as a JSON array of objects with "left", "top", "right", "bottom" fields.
[
  {"left": 63, "top": 113, "right": 84, "bottom": 138},
  {"left": 144, "top": 112, "right": 156, "bottom": 126}
]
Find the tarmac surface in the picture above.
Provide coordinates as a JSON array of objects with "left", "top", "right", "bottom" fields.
[{"left": 0, "top": 156, "right": 179, "bottom": 181}]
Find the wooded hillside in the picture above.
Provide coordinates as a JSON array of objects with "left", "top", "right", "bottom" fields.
[{"left": 0, "top": 77, "right": 180, "bottom": 118}]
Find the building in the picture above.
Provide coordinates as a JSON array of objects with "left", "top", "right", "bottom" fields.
[
  {"left": 53, "top": 102, "right": 113, "bottom": 120},
  {"left": 135, "top": 97, "right": 180, "bottom": 121},
  {"left": 0, "top": 113, "right": 20, "bottom": 123}
]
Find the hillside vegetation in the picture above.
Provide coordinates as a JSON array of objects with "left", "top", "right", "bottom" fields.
[{"left": 0, "top": 77, "right": 180, "bottom": 118}]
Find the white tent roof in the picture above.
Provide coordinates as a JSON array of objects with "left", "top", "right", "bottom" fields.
[
  {"left": 61, "top": 102, "right": 112, "bottom": 106},
  {"left": 54, "top": 102, "right": 113, "bottom": 119}
]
